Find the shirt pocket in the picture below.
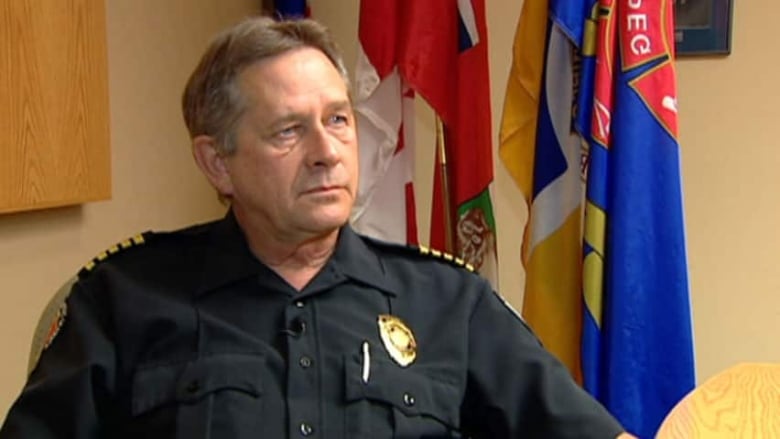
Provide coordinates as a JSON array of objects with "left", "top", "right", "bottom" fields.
[
  {"left": 344, "top": 353, "right": 462, "bottom": 439},
  {"left": 131, "top": 353, "right": 265, "bottom": 439}
]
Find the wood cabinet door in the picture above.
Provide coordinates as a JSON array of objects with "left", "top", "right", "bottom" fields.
[{"left": 1, "top": 0, "right": 110, "bottom": 214}]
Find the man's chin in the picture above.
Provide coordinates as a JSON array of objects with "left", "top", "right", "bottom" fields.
[{"left": 303, "top": 212, "right": 350, "bottom": 232}]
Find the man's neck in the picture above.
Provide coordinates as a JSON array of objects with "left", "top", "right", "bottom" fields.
[{"left": 233, "top": 209, "right": 340, "bottom": 291}]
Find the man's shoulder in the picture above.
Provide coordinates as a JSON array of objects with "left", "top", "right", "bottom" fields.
[
  {"left": 354, "top": 233, "right": 489, "bottom": 325},
  {"left": 77, "top": 218, "right": 220, "bottom": 280},
  {"left": 357, "top": 234, "right": 478, "bottom": 277}
]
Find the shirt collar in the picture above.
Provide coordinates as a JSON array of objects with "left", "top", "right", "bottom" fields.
[
  {"left": 323, "top": 225, "right": 398, "bottom": 297},
  {"left": 194, "top": 210, "right": 267, "bottom": 296},
  {"left": 194, "top": 211, "right": 398, "bottom": 297}
]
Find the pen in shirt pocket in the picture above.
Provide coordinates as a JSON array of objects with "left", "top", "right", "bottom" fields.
[{"left": 361, "top": 341, "right": 370, "bottom": 384}]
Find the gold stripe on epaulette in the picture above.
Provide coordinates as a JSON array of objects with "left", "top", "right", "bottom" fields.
[
  {"left": 80, "top": 233, "right": 148, "bottom": 274},
  {"left": 416, "top": 246, "right": 475, "bottom": 272}
]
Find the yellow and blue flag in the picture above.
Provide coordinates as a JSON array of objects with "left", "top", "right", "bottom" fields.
[
  {"left": 499, "top": 0, "right": 591, "bottom": 383},
  {"left": 582, "top": 1, "right": 695, "bottom": 436}
]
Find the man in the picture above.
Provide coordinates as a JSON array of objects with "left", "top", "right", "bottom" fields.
[{"left": 1, "top": 17, "right": 632, "bottom": 438}]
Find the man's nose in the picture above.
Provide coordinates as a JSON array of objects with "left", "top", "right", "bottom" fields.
[{"left": 306, "top": 124, "right": 340, "bottom": 167}]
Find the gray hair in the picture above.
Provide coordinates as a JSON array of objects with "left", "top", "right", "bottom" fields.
[{"left": 182, "top": 17, "right": 350, "bottom": 155}]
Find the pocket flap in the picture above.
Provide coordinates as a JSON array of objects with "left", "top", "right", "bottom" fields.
[
  {"left": 132, "top": 353, "right": 265, "bottom": 416},
  {"left": 344, "top": 354, "right": 460, "bottom": 427}
]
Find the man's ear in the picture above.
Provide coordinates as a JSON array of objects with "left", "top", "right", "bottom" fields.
[{"left": 192, "top": 135, "right": 233, "bottom": 196}]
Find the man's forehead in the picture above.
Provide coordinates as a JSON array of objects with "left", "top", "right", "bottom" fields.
[
  {"left": 237, "top": 54, "right": 349, "bottom": 115},
  {"left": 239, "top": 47, "right": 342, "bottom": 85}
]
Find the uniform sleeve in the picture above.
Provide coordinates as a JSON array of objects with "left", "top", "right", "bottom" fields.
[
  {"left": 0, "top": 280, "right": 117, "bottom": 438},
  {"left": 460, "top": 282, "right": 625, "bottom": 438}
]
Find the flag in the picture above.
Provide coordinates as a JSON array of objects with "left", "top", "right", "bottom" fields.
[
  {"left": 351, "top": 2, "right": 418, "bottom": 245},
  {"left": 425, "top": 0, "right": 498, "bottom": 286},
  {"left": 501, "top": 0, "right": 695, "bottom": 436},
  {"left": 581, "top": 0, "right": 695, "bottom": 436},
  {"left": 498, "top": 0, "right": 590, "bottom": 381},
  {"left": 273, "top": 0, "right": 309, "bottom": 19},
  {"left": 354, "top": 0, "right": 498, "bottom": 283}
]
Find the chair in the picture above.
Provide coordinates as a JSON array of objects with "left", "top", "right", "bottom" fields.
[{"left": 655, "top": 363, "right": 780, "bottom": 438}]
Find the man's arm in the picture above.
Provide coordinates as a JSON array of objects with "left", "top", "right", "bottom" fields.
[
  {"left": 0, "top": 280, "right": 116, "bottom": 438},
  {"left": 460, "top": 282, "right": 626, "bottom": 438}
]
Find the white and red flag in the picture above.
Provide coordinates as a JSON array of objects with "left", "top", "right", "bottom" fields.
[{"left": 353, "top": 0, "right": 497, "bottom": 286}]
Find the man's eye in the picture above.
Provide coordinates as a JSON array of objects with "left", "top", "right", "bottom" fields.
[
  {"left": 329, "top": 114, "right": 349, "bottom": 126},
  {"left": 276, "top": 125, "right": 301, "bottom": 139}
]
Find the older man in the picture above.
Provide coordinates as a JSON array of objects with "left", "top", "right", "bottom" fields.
[{"left": 1, "top": 17, "right": 632, "bottom": 438}]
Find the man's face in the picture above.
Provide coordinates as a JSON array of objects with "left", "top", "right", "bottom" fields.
[{"left": 220, "top": 47, "right": 358, "bottom": 241}]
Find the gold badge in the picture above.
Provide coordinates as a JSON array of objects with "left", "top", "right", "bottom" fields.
[{"left": 377, "top": 315, "right": 417, "bottom": 367}]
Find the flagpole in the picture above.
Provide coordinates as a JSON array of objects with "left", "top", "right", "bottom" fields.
[{"left": 436, "top": 117, "right": 454, "bottom": 253}]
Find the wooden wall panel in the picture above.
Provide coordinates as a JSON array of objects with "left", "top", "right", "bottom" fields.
[{"left": 0, "top": 0, "right": 110, "bottom": 214}]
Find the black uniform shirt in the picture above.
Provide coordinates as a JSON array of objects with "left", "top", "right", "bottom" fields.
[{"left": 1, "top": 212, "right": 624, "bottom": 438}]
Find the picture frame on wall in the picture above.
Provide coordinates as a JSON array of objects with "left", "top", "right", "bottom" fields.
[{"left": 674, "top": 0, "right": 733, "bottom": 56}]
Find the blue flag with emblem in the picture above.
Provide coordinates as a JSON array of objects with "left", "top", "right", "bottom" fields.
[{"left": 581, "top": 0, "right": 695, "bottom": 437}]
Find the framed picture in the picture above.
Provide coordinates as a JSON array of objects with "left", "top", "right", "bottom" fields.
[{"left": 674, "top": 0, "right": 733, "bottom": 55}]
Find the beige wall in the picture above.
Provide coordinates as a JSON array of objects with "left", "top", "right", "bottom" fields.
[
  {"left": 676, "top": 0, "right": 780, "bottom": 380},
  {"left": 2, "top": 0, "right": 779, "bottom": 422}
]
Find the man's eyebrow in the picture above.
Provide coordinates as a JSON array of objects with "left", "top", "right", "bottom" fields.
[
  {"left": 264, "top": 99, "right": 353, "bottom": 130},
  {"left": 266, "top": 112, "right": 306, "bottom": 129},
  {"left": 326, "top": 100, "right": 353, "bottom": 112}
]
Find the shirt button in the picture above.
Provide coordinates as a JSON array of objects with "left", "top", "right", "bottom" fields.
[
  {"left": 290, "top": 319, "right": 306, "bottom": 337},
  {"left": 295, "top": 301, "right": 305, "bottom": 308},
  {"left": 299, "top": 422, "right": 314, "bottom": 436},
  {"left": 185, "top": 380, "right": 200, "bottom": 394},
  {"left": 403, "top": 392, "right": 415, "bottom": 407},
  {"left": 299, "top": 355, "right": 313, "bottom": 368}
]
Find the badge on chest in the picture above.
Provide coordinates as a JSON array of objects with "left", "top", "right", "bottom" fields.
[{"left": 377, "top": 314, "right": 417, "bottom": 367}]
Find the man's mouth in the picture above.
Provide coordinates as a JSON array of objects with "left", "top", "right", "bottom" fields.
[{"left": 303, "top": 185, "right": 343, "bottom": 195}]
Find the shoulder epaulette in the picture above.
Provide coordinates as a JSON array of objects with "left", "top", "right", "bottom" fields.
[
  {"left": 416, "top": 245, "right": 475, "bottom": 272},
  {"left": 359, "top": 234, "right": 476, "bottom": 272},
  {"left": 78, "top": 232, "right": 151, "bottom": 278}
]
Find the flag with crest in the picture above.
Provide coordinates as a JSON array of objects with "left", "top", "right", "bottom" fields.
[{"left": 582, "top": 1, "right": 694, "bottom": 436}]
